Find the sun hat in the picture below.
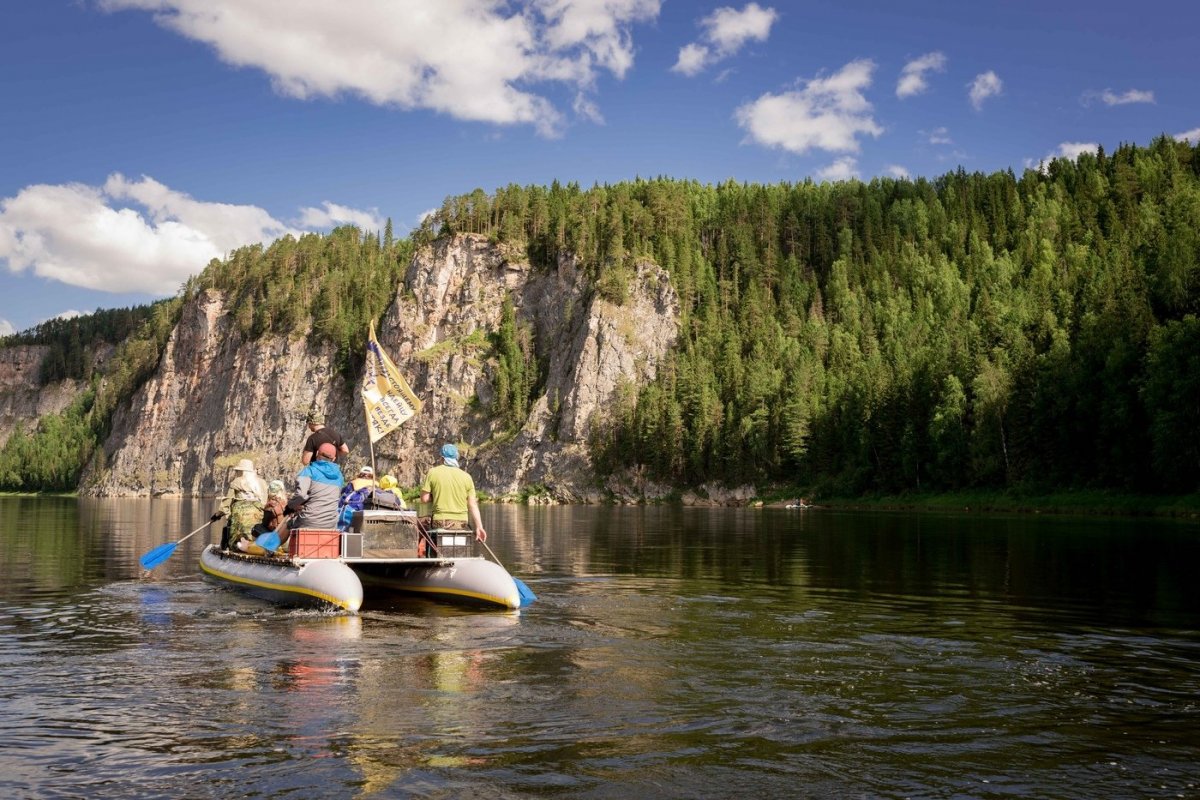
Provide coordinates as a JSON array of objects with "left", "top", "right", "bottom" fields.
[
  {"left": 233, "top": 458, "right": 255, "bottom": 473},
  {"left": 441, "top": 443, "right": 458, "bottom": 460},
  {"left": 316, "top": 442, "right": 337, "bottom": 460}
]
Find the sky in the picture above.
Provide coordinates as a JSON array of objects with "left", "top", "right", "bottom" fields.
[{"left": 2, "top": 0, "right": 1198, "bottom": 336}]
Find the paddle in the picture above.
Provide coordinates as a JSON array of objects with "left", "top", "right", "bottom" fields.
[
  {"left": 254, "top": 529, "right": 281, "bottom": 552},
  {"left": 139, "top": 519, "right": 216, "bottom": 571},
  {"left": 479, "top": 539, "right": 537, "bottom": 606}
]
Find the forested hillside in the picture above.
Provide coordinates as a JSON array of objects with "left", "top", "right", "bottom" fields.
[
  {"left": 2, "top": 138, "right": 1197, "bottom": 496},
  {"left": 432, "top": 137, "right": 1199, "bottom": 494}
]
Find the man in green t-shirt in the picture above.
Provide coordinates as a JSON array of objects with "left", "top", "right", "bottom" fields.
[{"left": 420, "top": 443, "right": 487, "bottom": 542}]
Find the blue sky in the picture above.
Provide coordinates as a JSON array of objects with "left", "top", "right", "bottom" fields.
[{"left": 2, "top": 0, "right": 1197, "bottom": 335}]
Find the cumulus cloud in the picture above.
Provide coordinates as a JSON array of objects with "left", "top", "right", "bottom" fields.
[
  {"left": 968, "top": 70, "right": 1002, "bottom": 110},
  {"left": 816, "top": 157, "right": 858, "bottom": 181},
  {"left": 886, "top": 165, "right": 910, "bottom": 179},
  {"left": 1083, "top": 88, "right": 1155, "bottom": 106},
  {"left": 0, "top": 319, "right": 14, "bottom": 337},
  {"left": 297, "top": 202, "right": 384, "bottom": 232},
  {"left": 0, "top": 174, "right": 376, "bottom": 296},
  {"left": 100, "top": 0, "right": 661, "bottom": 137},
  {"left": 896, "top": 51, "right": 946, "bottom": 98},
  {"left": 735, "top": 59, "right": 882, "bottom": 155},
  {"left": 672, "top": 3, "right": 778, "bottom": 77},
  {"left": 1174, "top": 127, "right": 1200, "bottom": 143}
]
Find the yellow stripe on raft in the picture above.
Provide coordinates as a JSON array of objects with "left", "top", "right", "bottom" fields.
[
  {"left": 394, "top": 583, "right": 520, "bottom": 609},
  {"left": 199, "top": 559, "right": 362, "bottom": 612}
]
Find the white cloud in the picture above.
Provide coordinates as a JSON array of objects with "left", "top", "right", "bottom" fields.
[
  {"left": 1053, "top": 141, "right": 1099, "bottom": 160},
  {"left": 735, "top": 59, "right": 882, "bottom": 155},
  {"left": 896, "top": 51, "right": 946, "bottom": 99},
  {"left": 297, "top": 202, "right": 384, "bottom": 232},
  {"left": 673, "top": 43, "right": 710, "bottom": 77},
  {"left": 886, "top": 165, "right": 910, "bottom": 179},
  {"left": 1174, "top": 127, "right": 1200, "bottom": 143},
  {"left": 968, "top": 70, "right": 1002, "bottom": 110},
  {"left": 1100, "top": 88, "right": 1155, "bottom": 106},
  {"left": 672, "top": 3, "right": 778, "bottom": 76},
  {"left": 816, "top": 157, "right": 859, "bottom": 182},
  {"left": 1028, "top": 141, "right": 1099, "bottom": 172},
  {"left": 927, "top": 126, "right": 953, "bottom": 145},
  {"left": 100, "top": 0, "right": 662, "bottom": 136},
  {"left": 0, "top": 174, "right": 373, "bottom": 296},
  {"left": 0, "top": 319, "right": 14, "bottom": 337}
]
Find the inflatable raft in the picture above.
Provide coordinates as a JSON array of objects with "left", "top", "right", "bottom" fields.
[{"left": 199, "top": 511, "right": 524, "bottom": 612}]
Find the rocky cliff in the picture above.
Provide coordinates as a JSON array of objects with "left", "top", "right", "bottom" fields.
[
  {"left": 0, "top": 345, "right": 104, "bottom": 449},
  {"left": 83, "top": 234, "right": 680, "bottom": 500}
]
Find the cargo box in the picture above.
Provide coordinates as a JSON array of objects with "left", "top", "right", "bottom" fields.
[{"left": 288, "top": 529, "right": 341, "bottom": 559}]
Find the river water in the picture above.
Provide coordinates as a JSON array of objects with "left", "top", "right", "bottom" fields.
[{"left": 1, "top": 497, "right": 1197, "bottom": 799}]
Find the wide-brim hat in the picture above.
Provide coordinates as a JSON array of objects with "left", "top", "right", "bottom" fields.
[{"left": 233, "top": 458, "right": 256, "bottom": 473}]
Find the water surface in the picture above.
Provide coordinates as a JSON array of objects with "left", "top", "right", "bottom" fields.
[{"left": 2, "top": 498, "right": 1197, "bottom": 798}]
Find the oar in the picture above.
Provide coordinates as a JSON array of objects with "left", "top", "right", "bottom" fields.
[
  {"left": 139, "top": 519, "right": 216, "bottom": 571},
  {"left": 479, "top": 539, "right": 537, "bottom": 606}
]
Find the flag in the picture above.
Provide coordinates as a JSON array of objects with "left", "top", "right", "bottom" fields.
[{"left": 362, "top": 322, "right": 422, "bottom": 443}]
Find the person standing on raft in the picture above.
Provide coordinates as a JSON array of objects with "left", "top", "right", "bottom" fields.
[{"left": 419, "top": 443, "right": 487, "bottom": 542}]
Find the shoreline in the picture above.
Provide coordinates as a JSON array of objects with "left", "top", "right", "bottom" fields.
[
  {"left": 778, "top": 490, "right": 1200, "bottom": 519},
  {"left": 5, "top": 489, "right": 1200, "bottom": 519}
]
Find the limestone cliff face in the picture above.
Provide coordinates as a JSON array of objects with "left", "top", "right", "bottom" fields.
[
  {"left": 85, "top": 290, "right": 350, "bottom": 496},
  {"left": 0, "top": 345, "right": 101, "bottom": 448},
  {"left": 84, "top": 234, "right": 679, "bottom": 500}
]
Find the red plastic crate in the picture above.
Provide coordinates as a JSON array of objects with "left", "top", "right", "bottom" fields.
[{"left": 288, "top": 529, "right": 341, "bottom": 559}]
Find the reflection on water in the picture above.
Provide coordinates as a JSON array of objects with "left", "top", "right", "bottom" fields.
[{"left": 0, "top": 497, "right": 1198, "bottom": 798}]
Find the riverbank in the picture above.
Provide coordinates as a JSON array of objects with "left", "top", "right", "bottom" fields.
[
  {"left": 6, "top": 488, "right": 1200, "bottom": 519},
  {"left": 795, "top": 489, "right": 1200, "bottom": 519}
]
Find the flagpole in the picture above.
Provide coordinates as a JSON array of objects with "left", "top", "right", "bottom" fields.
[{"left": 364, "top": 398, "right": 378, "bottom": 502}]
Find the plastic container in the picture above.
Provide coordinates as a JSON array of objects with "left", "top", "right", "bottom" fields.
[{"left": 288, "top": 529, "right": 341, "bottom": 559}]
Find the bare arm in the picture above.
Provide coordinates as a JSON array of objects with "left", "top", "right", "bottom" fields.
[{"left": 468, "top": 495, "right": 487, "bottom": 541}]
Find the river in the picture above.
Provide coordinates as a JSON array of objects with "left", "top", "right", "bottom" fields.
[{"left": 1, "top": 497, "right": 1197, "bottom": 799}]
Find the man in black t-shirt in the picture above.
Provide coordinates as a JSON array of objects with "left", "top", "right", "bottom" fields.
[{"left": 301, "top": 409, "right": 350, "bottom": 465}]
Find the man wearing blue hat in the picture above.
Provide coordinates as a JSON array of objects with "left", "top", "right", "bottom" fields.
[{"left": 419, "top": 443, "right": 487, "bottom": 544}]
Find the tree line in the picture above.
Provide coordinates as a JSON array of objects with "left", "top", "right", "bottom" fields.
[
  {"left": 431, "top": 137, "right": 1199, "bottom": 494},
  {"left": 2, "top": 138, "right": 1197, "bottom": 495}
]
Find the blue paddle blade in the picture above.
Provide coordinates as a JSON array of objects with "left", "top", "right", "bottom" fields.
[
  {"left": 515, "top": 578, "right": 537, "bottom": 606},
  {"left": 255, "top": 530, "right": 281, "bottom": 552},
  {"left": 139, "top": 541, "right": 178, "bottom": 571}
]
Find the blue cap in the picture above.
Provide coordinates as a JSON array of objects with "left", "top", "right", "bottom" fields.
[{"left": 441, "top": 443, "right": 458, "bottom": 460}]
